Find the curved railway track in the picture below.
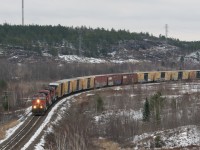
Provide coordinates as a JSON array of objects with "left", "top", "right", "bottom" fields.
[
  {"left": 0, "top": 96, "right": 64, "bottom": 150},
  {"left": 0, "top": 116, "right": 42, "bottom": 150}
]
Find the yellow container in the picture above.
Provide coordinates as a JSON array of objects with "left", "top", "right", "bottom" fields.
[
  {"left": 165, "top": 71, "right": 172, "bottom": 81},
  {"left": 171, "top": 71, "right": 178, "bottom": 80},
  {"left": 72, "top": 78, "right": 83, "bottom": 92},
  {"left": 182, "top": 71, "right": 189, "bottom": 80},
  {"left": 148, "top": 72, "right": 155, "bottom": 82},
  {"left": 189, "top": 70, "right": 196, "bottom": 79},
  {"left": 89, "top": 76, "right": 95, "bottom": 89},
  {"left": 57, "top": 83, "right": 62, "bottom": 97},
  {"left": 154, "top": 72, "right": 161, "bottom": 81},
  {"left": 82, "top": 76, "right": 95, "bottom": 89},
  {"left": 68, "top": 80, "right": 73, "bottom": 93},
  {"left": 72, "top": 79, "right": 77, "bottom": 92},
  {"left": 63, "top": 81, "right": 68, "bottom": 95},
  {"left": 137, "top": 72, "right": 144, "bottom": 82},
  {"left": 82, "top": 77, "right": 88, "bottom": 90}
]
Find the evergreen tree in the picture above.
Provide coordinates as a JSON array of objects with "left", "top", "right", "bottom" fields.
[
  {"left": 96, "top": 95, "right": 104, "bottom": 112},
  {"left": 154, "top": 136, "right": 165, "bottom": 148},
  {"left": 143, "top": 97, "right": 150, "bottom": 121},
  {"left": 149, "top": 91, "right": 165, "bottom": 123}
]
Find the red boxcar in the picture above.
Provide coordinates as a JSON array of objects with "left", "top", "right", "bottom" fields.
[
  {"left": 108, "top": 74, "right": 122, "bottom": 86},
  {"left": 122, "top": 73, "right": 138, "bottom": 85},
  {"left": 95, "top": 75, "right": 108, "bottom": 88}
]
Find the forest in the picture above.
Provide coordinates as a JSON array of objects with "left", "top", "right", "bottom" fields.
[{"left": 0, "top": 24, "right": 200, "bottom": 58}]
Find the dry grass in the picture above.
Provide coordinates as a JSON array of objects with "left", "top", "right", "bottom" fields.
[
  {"left": 93, "top": 138, "right": 120, "bottom": 150},
  {"left": 0, "top": 119, "right": 19, "bottom": 140}
]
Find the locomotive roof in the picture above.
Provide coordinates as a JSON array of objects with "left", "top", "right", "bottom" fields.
[
  {"left": 39, "top": 90, "right": 50, "bottom": 93},
  {"left": 32, "top": 93, "right": 46, "bottom": 99}
]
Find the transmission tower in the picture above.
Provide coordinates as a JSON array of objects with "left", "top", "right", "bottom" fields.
[
  {"left": 22, "top": 0, "right": 24, "bottom": 25},
  {"left": 78, "top": 30, "right": 82, "bottom": 56},
  {"left": 165, "top": 24, "right": 168, "bottom": 39}
]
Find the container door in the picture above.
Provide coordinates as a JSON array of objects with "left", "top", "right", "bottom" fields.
[
  {"left": 61, "top": 83, "right": 64, "bottom": 96},
  {"left": 196, "top": 71, "right": 200, "bottom": 78},
  {"left": 161, "top": 72, "right": 165, "bottom": 79},
  {"left": 178, "top": 72, "right": 183, "bottom": 80},
  {"left": 87, "top": 78, "right": 91, "bottom": 89},
  {"left": 68, "top": 81, "right": 70, "bottom": 93},
  {"left": 144, "top": 73, "right": 148, "bottom": 82},
  {"left": 76, "top": 80, "right": 79, "bottom": 91}
]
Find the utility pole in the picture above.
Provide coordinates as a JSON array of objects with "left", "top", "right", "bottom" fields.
[
  {"left": 22, "top": 0, "right": 24, "bottom": 25},
  {"left": 3, "top": 91, "right": 9, "bottom": 111},
  {"left": 165, "top": 24, "right": 168, "bottom": 42},
  {"left": 78, "top": 30, "right": 82, "bottom": 56}
]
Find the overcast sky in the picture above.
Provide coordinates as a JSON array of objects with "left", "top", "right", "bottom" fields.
[{"left": 0, "top": 0, "right": 200, "bottom": 41}]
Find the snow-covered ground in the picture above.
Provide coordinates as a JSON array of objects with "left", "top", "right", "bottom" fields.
[
  {"left": 21, "top": 96, "right": 69, "bottom": 150},
  {"left": 93, "top": 82, "right": 200, "bottom": 149},
  {"left": 133, "top": 125, "right": 200, "bottom": 149},
  {"left": 58, "top": 54, "right": 140, "bottom": 64},
  {"left": 0, "top": 93, "right": 80, "bottom": 149},
  {"left": 59, "top": 54, "right": 106, "bottom": 63},
  {"left": 183, "top": 50, "right": 200, "bottom": 64},
  {"left": 0, "top": 106, "right": 32, "bottom": 144},
  {"left": 2, "top": 81, "right": 200, "bottom": 149},
  {"left": 94, "top": 109, "right": 142, "bottom": 123},
  {"left": 24, "top": 94, "right": 81, "bottom": 150}
]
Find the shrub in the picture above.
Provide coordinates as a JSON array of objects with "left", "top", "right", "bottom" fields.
[
  {"left": 154, "top": 135, "right": 165, "bottom": 148},
  {"left": 143, "top": 97, "right": 150, "bottom": 122},
  {"left": 0, "top": 80, "right": 7, "bottom": 90},
  {"left": 96, "top": 95, "right": 104, "bottom": 112}
]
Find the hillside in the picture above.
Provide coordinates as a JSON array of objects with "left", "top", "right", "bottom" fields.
[
  {"left": 0, "top": 24, "right": 200, "bottom": 67},
  {"left": 1, "top": 24, "right": 200, "bottom": 150},
  {"left": 0, "top": 24, "right": 200, "bottom": 117}
]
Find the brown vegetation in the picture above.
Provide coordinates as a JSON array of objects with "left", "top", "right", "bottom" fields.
[
  {"left": 0, "top": 119, "right": 19, "bottom": 140},
  {"left": 45, "top": 81, "right": 200, "bottom": 149}
]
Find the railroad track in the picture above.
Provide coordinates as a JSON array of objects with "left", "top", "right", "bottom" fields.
[
  {"left": 0, "top": 116, "right": 42, "bottom": 150},
  {"left": 0, "top": 97, "right": 61, "bottom": 150}
]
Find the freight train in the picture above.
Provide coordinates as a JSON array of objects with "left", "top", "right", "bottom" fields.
[{"left": 32, "top": 70, "right": 200, "bottom": 115}]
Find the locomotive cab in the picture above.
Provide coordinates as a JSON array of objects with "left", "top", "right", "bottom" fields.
[
  {"left": 32, "top": 93, "right": 47, "bottom": 115},
  {"left": 39, "top": 90, "right": 52, "bottom": 106}
]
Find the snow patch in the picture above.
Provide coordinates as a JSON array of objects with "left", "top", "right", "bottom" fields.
[
  {"left": 58, "top": 54, "right": 140, "bottom": 64},
  {"left": 0, "top": 106, "right": 32, "bottom": 144},
  {"left": 114, "top": 87, "right": 122, "bottom": 91},
  {"left": 130, "top": 94, "right": 136, "bottom": 97},
  {"left": 110, "top": 59, "right": 139, "bottom": 64},
  {"left": 132, "top": 125, "right": 200, "bottom": 149},
  {"left": 21, "top": 97, "right": 72, "bottom": 150},
  {"left": 58, "top": 54, "right": 106, "bottom": 63},
  {"left": 86, "top": 93, "right": 95, "bottom": 96},
  {"left": 33, "top": 95, "right": 79, "bottom": 150},
  {"left": 42, "top": 52, "right": 52, "bottom": 57},
  {"left": 108, "top": 51, "right": 116, "bottom": 57},
  {"left": 94, "top": 109, "right": 142, "bottom": 123}
]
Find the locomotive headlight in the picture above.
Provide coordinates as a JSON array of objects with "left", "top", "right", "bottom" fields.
[
  {"left": 33, "top": 105, "right": 37, "bottom": 109},
  {"left": 37, "top": 99, "right": 40, "bottom": 103},
  {"left": 40, "top": 105, "right": 43, "bottom": 109}
]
